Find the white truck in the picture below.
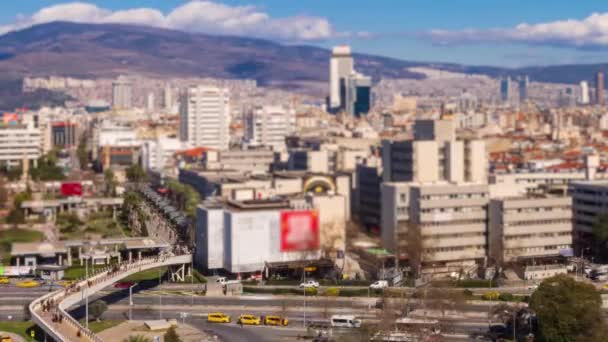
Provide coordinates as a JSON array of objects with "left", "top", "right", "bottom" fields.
[{"left": 216, "top": 277, "right": 241, "bottom": 286}]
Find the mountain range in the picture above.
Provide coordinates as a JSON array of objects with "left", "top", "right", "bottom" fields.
[{"left": 0, "top": 21, "right": 606, "bottom": 90}]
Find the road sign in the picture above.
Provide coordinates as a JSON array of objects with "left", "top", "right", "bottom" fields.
[{"left": 30, "top": 330, "right": 35, "bottom": 338}]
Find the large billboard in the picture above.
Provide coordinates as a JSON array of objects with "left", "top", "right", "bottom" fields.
[
  {"left": 280, "top": 210, "right": 319, "bottom": 252},
  {"left": 61, "top": 182, "right": 83, "bottom": 197}
]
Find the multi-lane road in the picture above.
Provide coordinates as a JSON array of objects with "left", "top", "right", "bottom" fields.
[{"left": 0, "top": 282, "right": 530, "bottom": 341}]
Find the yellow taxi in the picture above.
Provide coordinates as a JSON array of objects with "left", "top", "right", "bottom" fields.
[
  {"left": 1, "top": 335, "right": 13, "bottom": 342},
  {"left": 207, "top": 313, "right": 231, "bottom": 323},
  {"left": 264, "top": 315, "right": 289, "bottom": 326},
  {"left": 16, "top": 280, "right": 40, "bottom": 288},
  {"left": 238, "top": 314, "right": 261, "bottom": 325},
  {"left": 57, "top": 280, "right": 75, "bottom": 287},
  {"left": 0, "top": 277, "right": 9, "bottom": 284}
]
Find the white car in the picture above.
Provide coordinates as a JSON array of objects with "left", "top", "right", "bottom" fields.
[
  {"left": 299, "top": 280, "right": 320, "bottom": 288},
  {"left": 370, "top": 280, "right": 389, "bottom": 289}
]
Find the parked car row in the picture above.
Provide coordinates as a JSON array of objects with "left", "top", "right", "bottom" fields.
[{"left": 207, "top": 313, "right": 289, "bottom": 326}]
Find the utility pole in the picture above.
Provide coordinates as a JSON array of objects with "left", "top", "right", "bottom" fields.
[
  {"left": 303, "top": 269, "right": 306, "bottom": 328},
  {"left": 159, "top": 268, "right": 162, "bottom": 319},
  {"left": 85, "top": 256, "right": 89, "bottom": 329},
  {"left": 129, "top": 284, "right": 136, "bottom": 321}
]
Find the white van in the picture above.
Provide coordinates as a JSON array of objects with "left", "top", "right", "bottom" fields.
[{"left": 330, "top": 315, "right": 361, "bottom": 328}]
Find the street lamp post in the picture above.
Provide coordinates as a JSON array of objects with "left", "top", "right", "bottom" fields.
[
  {"left": 129, "top": 284, "right": 136, "bottom": 321},
  {"left": 159, "top": 268, "right": 162, "bottom": 320},
  {"left": 85, "top": 256, "right": 89, "bottom": 329},
  {"left": 303, "top": 269, "right": 306, "bottom": 328}
]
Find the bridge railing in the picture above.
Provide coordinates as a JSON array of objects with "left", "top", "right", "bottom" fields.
[{"left": 30, "top": 254, "right": 192, "bottom": 342}]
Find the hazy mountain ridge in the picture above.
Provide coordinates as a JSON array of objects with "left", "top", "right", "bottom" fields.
[{"left": 0, "top": 21, "right": 605, "bottom": 87}]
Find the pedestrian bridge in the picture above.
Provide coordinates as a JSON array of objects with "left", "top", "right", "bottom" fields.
[{"left": 29, "top": 254, "right": 192, "bottom": 342}]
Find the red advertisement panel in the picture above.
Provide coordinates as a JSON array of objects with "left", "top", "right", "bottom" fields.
[
  {"left": 61, "top": 182, "right": 83, "bottom": 196},
  {"left": 280, "top": 210, "right": 319, "bottom": 252}
]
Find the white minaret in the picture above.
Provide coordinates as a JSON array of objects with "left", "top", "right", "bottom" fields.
[{"left": 329, "top": 45, "right": 354, "bottom": 110}]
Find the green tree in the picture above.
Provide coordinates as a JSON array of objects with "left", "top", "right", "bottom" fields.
[
  {"left": 104, "top": 169, "right": 117, "bottom": 196},
  {"left": 122, "top": 336, "right": 152, "bottom": 342},
  {"left": 126, "top": 164, "right": 147, "bottom": 183},
  {"left": 7, "top": 191, "right": 32, "bottom": 224},
  {"left": 530, "top": 274, "right": 607, "bottom": 342},
  {"left": 0, "top": 177, "right": 8, "bottom": 208},
  {"left": 164, "top": 326, "right": 182, "bottom": 342},
  {"left": 592, "top": 213, "right": 608, "bottom": 260},
  {"left": 77, "top": 136, "right": 90, "bottom": 170},
  {"left": 89, "top": 300, "right": 108, "bottom": 321}
]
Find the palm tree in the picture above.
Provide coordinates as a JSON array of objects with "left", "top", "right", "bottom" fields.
[{"left": 122, "top": 335, "right": 152, "bottom": 342}]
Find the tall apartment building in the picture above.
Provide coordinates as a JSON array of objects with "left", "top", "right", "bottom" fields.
[
  {"left": 500, "top": 77, "right": 511, "bottom": 103},
  {"left": 112, "top": 76, "right": 132, "bottom": 109},
  {"left": 0, "top": 115, "right": 42, "bottom": 168},
  {"left": 382, "top": 120, "right": 487, "bottom": 184},
  {"left": 180, "top": 86, "right": 230, "bottom": 150},
  {"left": 518, "top": 76, "right": 529, "bottom": 103},
  {"left": 246, "top": 106, "right": 295, "bottom": 151},
  {"left": 580, "top": 81, "right": 590, "bottom": 105},
  {"left": 489, "top": 196, "right": 573, "bottom": 264},
  {"left": 329, "top": 46, "right": 354, "bottom": 110}
]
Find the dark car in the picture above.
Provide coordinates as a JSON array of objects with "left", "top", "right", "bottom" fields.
[{"left": 114, "top": 281, "right": 136, "bottom": 289}]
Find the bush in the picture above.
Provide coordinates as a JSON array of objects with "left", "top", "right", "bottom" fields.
[
  {"left": 324, "top": 287, "right": 340, "bottom": 296},
  {"left": 164, "top": 326, "right": 182, "bottom": 342},
  {"left": 482, "top": 291, "right": 501, "bottom": 301},
  {"left": 455, "top": 279, "right": 495, "bottom": 288},
  {"left": 499, "top": 293, "right": 514, "bottom": 301},
  {"left": 304, "top": 288, "right": 317, "bottom": 296}
]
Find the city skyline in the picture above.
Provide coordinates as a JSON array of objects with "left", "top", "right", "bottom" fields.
[{"left": 1, "top": 1, "right": 608, "bottom": 67}]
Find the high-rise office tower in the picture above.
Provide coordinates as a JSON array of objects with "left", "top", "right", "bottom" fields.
[
  {"left": 518, "top": 76, "right": 529, "bottom": 103},
  {"left": 329, "top": 46, "right": 354, "bottom": 111},
  {"left": 345, "top": 72, "right": 372, "bottom": 117},
  {"left": 164, "top": 86, "right": 173, "bottom": 110},
  {"left": 179, "top": 86, "right": 230, "bottom": 150},
  {"left": 596, "top": 71, "right": 605, "bottom": 105},
  {"left": 112, "top": 76, "right": 132, "bottom": 109},
  {"left": 146, "top": 93, "right": 155, "bottom": 112},
  {"left": 580, "top": 81, "right": 590, "bottom": 105},
  {"left": 500, "top": 77, "right": 511, "bottom": 103}
]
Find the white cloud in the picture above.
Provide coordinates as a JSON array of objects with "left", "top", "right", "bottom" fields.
[
  {"left": 0, "top": 1, "right": 333, "bottom": 41},
  {"left": 423, "top": 12, "right": 608, "bottom": 48}
]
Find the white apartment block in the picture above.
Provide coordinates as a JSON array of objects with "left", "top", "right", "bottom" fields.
[
  {"left": 489, "top": 196, "right": 573, "bottom": 264},
  {"left": 246, "top": 106, "right": 295, "bottom": 151},
  {"left": 180, "top": 86, "right": 230, "bottom": 150},
  {"left": 141, "top": 137, "right": 184, "bottom": 171},
  {"left": 0, "top": 118, "right": 42, "bottom": 168},
  {"left": 386, "top": 183, "right": 489, "bottom": 268},
  {"left": 112, "top": 77, "right": 132, "bottom": 109}
]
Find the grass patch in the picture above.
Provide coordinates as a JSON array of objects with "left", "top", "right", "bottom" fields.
[
  {"left": 79, "top": 320, "right": 124, "bottom": 333},
  {"left": 178, "top": 268, "right": 207, "bottom": 284},
  {"left": 0, "top": 228, "right": 44, "bottom": 265},
  {"left": 123, "top": 267, "right": 168, "bottom": 282},
  {"left": 0, "top": 321, "right": 37, "bottom": 339},
  {"left": 58, "top": 211, "right": 125, "bottom": 240}
]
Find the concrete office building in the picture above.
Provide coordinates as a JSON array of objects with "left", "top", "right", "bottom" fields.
[
  {"left": 500, "top": 77, "right": 511, "bottom": 103},
  {"left": 489, "top": 196, "right": 573, "bottom": 264},
  {"left": 180, "top": 86, "right": 230, "bottom": 150},
  {"left": 246, "top": 106, "right": 295, "bottom": 151},
  {"left": 570, "top": 181, "right": 608, "bottom": 247},
  {"left": 382, "top": 120, "right": 487, "bottom": 184},
  {"left": 408, "top": 183, "right": 489, "bottom": 270},
  {"left": 329, "top": 46, "right": 354, "bottom": 110},
  {"left": 0, "top": 115, "right": 42, "bottom": 168},
  {"left": 112, "top": 76, "right": 133, "bottom": 109},
  {"left": 356, "top": 163, "right": 383, "bottom": 229},
  {"left": 195, "top": 200, "right": 322, "bottom": 273},
  {"left": 203, "top": 149, "right": 275, "bottom": 174}
]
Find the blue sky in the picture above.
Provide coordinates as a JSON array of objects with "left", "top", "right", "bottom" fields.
[{"left": 2, "top": 1, "right": 608, "bottom": 67}]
